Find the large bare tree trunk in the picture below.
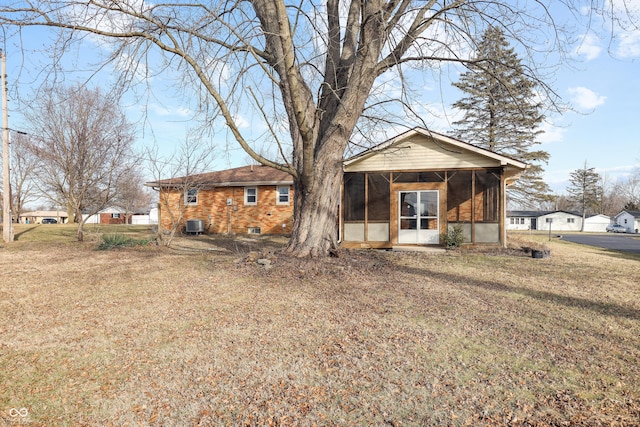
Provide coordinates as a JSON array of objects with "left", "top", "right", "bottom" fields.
[
  {"left": 286, "top": 156, "right": 343, "bottom": 257},
  {"left": 77, "top": 221, "right": 85, "bottom": 242}
]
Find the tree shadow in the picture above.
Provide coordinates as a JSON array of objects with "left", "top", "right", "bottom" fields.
[
  {"left": 13, "top": 225, "right": 42, "bottom": 241},
  {"left": 399, "top": 263, "right": 640, "bottom": 321},
  {"left": 599, "top": 248, "right": 640, "bottom": 261}
]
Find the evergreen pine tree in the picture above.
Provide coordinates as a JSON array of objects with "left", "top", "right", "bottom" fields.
[
  {"left": 567, "top": 161, "right": 602, "bottom": 231},
  {"left": 451, "top": 26, "right": 551, "bottom": 208}
]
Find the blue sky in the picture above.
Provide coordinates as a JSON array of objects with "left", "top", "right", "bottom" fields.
[
  {"left": 534, "top": 32, "right": 640, "bottom": 193},
  {"left": 3, "top": 2, "right": 639, "bottom": 197}
]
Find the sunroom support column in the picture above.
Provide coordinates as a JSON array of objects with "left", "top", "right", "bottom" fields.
[{"left": 500, "top": 171, "right": 507, "bottom": 248}]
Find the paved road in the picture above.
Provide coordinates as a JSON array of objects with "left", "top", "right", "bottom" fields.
[{"left": 560, "top": 233, "right": 640, "bottom": 254}]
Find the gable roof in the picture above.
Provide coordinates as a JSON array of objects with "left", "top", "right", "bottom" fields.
[
  {"left": 507, "top": 210, "right": 546, "bottom": 218},
  {"left": 145, "top": 165, "right": 293, "bottom": 189},
  {"left": 344, "top": 127, "right": 528, "bottom": 181},
  {"left": 616, "top": 210, "right": 640, "bottom": 219},
  {"left": 20, "top": 210, "right": 69, "bottom": 218},
  {"left": 507, "top": 210, "right": 582, "bottom": 218},
  {"left": 586, "top": 214, "right": 610, "bottom": 220}
]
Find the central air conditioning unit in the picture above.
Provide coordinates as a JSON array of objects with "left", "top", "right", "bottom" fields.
[{"left": 185, "top": 219, "right": 204, "bottom": 234}]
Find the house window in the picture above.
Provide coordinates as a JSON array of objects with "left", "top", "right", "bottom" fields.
[
  {"left": 245, "top": 187, "right": 258, "bottom": 205},
  {"left": 112, "top": 213, "right": 120, "bottom": 219},
  {"left": 248, "top": 227, "right": 261, "bottom": 235},
  {"left": 567, "top": 218, "right": 575, "bottom": 223},
  {"left": 185, "top": 188, "right": 198, "bottom": 205},
  {"left": 276, "top": 186, "right": 290, "bottom": 205},
  {"left": 545, "top": 218, "right": 552, "bottom": 223}
]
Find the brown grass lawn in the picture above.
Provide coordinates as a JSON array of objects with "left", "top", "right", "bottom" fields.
[{"left": 1, "top": 225, "right": 639, "bottom": 426}]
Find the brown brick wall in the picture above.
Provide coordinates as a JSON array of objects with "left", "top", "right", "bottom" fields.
[
  {"left": 99, "top": 213, "right": 127, "bottom": 224},
  {"left": 160, "top": 185, "right": 294, "bottom": 235},
  {"left": 447, "top": 198, "right": 472, "bottom": 222},
  {"left": 446, "top": 192, "right": 489, "bottom": 222}
]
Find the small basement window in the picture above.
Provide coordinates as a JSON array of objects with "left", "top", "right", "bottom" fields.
[{"left": 248, "top": 227, "right": 261, "bottom": 235}]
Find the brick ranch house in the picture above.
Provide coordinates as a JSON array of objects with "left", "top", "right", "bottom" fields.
[
  {"left": 147, "top": 128, "right": 528, "bottom": 247},
  {"left": 145, "top": 165, "right": 294, "bottom": 236}
]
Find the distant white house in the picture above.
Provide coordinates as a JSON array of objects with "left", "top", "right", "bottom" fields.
[
  {"left": 507, "top": 210, "right": 609, "bottom": 232},
  {"left": 508, "top": 210, "right": 582, "bottom": 232},
  {"left": 506, "top": 211, "right": 540, "bottom": 231},
  {"left": 536, "top": 211, "right": 582, "bottom": 232},
  {"left": 83, "top": 206, "right": 158, "bottom": 225},
  {"left": 613, "top": 210, "right": 640, "bottom": 234},
  {"left": 583, "top": 214, "right": 611, "bottom": 233},
  {"left": 131, "top": 207, "right": 158, "bottom": 225}
]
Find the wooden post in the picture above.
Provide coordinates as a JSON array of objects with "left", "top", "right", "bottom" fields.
[
  {"left": 2, "top": 50, "right": 14, "bottom": 243},
  {"left": 500, "top": 171, "right": 507, "bottom": 248}
]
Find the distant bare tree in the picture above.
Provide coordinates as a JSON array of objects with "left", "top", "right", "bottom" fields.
[
  {"left": 553, "top": 194, "right": 576, "bottom": 212},
  {"left": 9, "top": 132, "right": 39, "bottom": 222},
  {"left": 598, "top": 174, "right": 627, "bottom": 217},
  {"left": 114, "top": 167, "right": 153, "bottom": 224},
  {"left": 621, "top": 168, "right": 640, "bottom": 210},
  {"left": 26, "top": 84, "right": 137, "bottom": 241},
  {"left": 538, "top": 194, "right": 574, "bottom": 212}
]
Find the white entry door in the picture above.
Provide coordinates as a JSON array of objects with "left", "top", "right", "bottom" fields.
[{"left": 398, "top": 190, "right": 439, "bottom": 244}]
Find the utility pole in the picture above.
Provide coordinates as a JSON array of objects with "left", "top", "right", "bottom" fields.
[{"left": 2, "top": 49, "right": 14, "bottom": 243}]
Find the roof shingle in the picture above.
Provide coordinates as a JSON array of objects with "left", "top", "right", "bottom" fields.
[{"left": 146, "top": 165, "right": 293, "bottom": 188}]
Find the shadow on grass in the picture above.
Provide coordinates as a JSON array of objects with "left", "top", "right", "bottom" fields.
[
  {"left": 600, "top": 248, "right": 640, "bottom": 262},
  {"left": 401, "top": 264, "right": 640, "bottom": 321},
  {"left": 14, "top": 224, "right": 42, "bottom": 241}
]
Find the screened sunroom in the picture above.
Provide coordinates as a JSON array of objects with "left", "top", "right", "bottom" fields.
[{"left": 340, "top": 129, "right": 527, "bottom": 248}]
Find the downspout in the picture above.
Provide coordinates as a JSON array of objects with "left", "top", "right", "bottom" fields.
[
  {"left": 501, "top": 171, "right": 507, "bottom": 248},
  {"left": 364, "top": 173, "right": 368, "bottom": 243},
  {"left": 471, "top": 171, "right": 476, "bottom": 244},
  {"left": 338, "top": 177, "right": 343, "bottom": 243}
]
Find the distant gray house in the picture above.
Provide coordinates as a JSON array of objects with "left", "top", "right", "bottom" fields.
[
  {"left": 507, "top": 210, "right": 610, "bottom": 232},
  {"left": 613, "top": 210, "right": 640, "bottom": 234}
]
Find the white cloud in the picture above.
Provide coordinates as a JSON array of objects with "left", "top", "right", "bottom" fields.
[
  {"left": 615, "top": 30, "right": 640, "bottom": 58},
  {"left": 538, "top": 121, "right": 566, "bottom": 144},
  {"left": 232, "top": 113, "right": 251, "bottom": 129},
  {"left": 149, "top": 104, "right": 192, "bottom": 117},
  {"left": 567, "top": 87, "right": 607, "bottom": 111},
  {"left": 610, "top": 0, "right": 640, "bottom": 58},
  {"left": 575, "top": 33, "right": 602, "bottom": 60}
]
